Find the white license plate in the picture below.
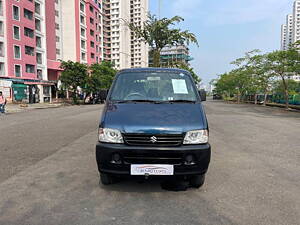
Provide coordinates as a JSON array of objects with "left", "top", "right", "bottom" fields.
[{"left": 131, "top": 164, "right": 174, "bottom": 176}]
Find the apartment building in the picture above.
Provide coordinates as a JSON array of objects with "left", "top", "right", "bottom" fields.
[
  {"left": 280, "top": 1, "right": 300, "bottom": 82},
  {"left": 286, "top": 14, "right": 294, "bottom": 49},
  {"left": 60, "top": 0, "right": 103, "bottom": 65},
  {"left": 281, "top": 25, "right": 287, "bottom": 50},
  {"left": 281, "top": 1, "right": 300, "bottom": 47},
  {"left": 0, "top": 0, "right": 103, "bottom": 103},
  {"left": 102, "top": 0, "right": 148, "bottom": 69},
  {"left": 0, "top": 0, "right": 52, "bottom": 103},
  {"left": 0, "top": 0, "right": 148, "bottom": 102},
  {"left": 293, "top": 0, "right": 300, "bottom": 43},
  {"left": 149, "top": 45, "right": 193, "bottom": 67}
]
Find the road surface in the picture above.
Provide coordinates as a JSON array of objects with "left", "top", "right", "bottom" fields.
[{"left": 0, "top": 101, "right": 299, "bottom": 225}]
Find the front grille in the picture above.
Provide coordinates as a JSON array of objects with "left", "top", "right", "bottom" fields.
[{"left": 123, "top": 133, "right": 184, "bottom": 147}]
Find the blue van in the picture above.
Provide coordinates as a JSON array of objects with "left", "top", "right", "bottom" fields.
[{"left": 96, "top": 68, "right": 211, "bottom": 188}]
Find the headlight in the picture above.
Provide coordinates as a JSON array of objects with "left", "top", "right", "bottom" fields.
[
  {"left": 183, "top": 130, "right": 208, "bottom": 144},
  {"left": 99, "top": 128, "right": 124, "bottom": 143}
]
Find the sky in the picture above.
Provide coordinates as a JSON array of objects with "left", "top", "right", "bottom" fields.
[{"left": 149, "top": 0, "right": 294, "bottom": 85}]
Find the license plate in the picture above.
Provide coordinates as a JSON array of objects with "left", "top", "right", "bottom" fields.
[{"left": 131, "top": 164, "right": 174, "bottom": 175}]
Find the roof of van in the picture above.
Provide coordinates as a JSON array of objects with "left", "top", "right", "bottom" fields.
[{"left": 118, "top": 68, "right": 190, "bottom": 74}]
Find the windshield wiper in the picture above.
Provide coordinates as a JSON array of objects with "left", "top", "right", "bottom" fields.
[{"left": 163, "top": 100, "right": 196, "bottom": 104}]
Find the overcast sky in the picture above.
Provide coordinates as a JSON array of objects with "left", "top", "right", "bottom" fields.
[{"left": 149, "top": 0, "right": 294, "bottom": 85}]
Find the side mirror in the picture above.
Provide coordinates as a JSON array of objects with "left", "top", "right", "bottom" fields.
[{"left": 198, "top": 90, "right": 206, "bottom": 102}]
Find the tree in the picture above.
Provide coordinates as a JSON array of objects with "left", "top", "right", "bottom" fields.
[
  {"left": 85, "top": 61, "right": 117, "bottom": 97},
  {"left": 265, "top": 46, "right": 300, "bottom": 109},
  {"left": 127, "top": 14, "right": 198, "bottom": 67},
  {"left": 59, "top": 61, "right": 88, "bottom": 104},
  {"left": 214, "top": 73, "right": 236, "bottom": 99},
  {"left": 232, "top": 51, "right": 273, "bottom": 105},
  {"left": 273, "top": 79, "right": 300, "bottom": 95}
]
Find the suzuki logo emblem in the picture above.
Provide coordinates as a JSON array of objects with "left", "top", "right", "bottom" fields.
[{"left": 150, "top": 136, "right": 157, "bottom": 143}]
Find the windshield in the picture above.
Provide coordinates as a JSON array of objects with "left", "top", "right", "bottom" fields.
[{"left": 109, "top": 71, "right": 198, "bottom": 102}]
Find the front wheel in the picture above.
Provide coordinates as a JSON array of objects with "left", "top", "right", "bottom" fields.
[
  {"left": 100, "top": 173, "right": 114, "bottom": 185},
  {"left": 189, "top": 174, "right": 205, "bottom": 188}
]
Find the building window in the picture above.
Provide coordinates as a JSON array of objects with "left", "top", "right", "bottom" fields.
[
  {"left": 25, "top": 64, "right": 35, "bottom": 73},
  {"left": 56, "top": 48, "right": 60, "bottom": 55},
  {"left": 24, "top": 8, "right": 34, "bottom": 20},
  {"left": 25, "top": 46, "right": 35, "bottom": 56},
  {"left": 56, "top": 36, "right": 60, "bottom": 42},
  {"left": 90, "top": 17, "right": 94, "bottom": 25},
  {"left": 80, "top": 15, "right": 85, "bottom": 24},
  {"left": 0, "top": 0, "right": 3, "bottom": 16},
  {"left": 14, "top": 45, "right": 21, "bottom": 59},
  {"left": 35, "top": 18, "right": 41, "bottom": 31},
  {"left": 0, "top": 41, "right": 4, "bottom": 57},
  {"left": 13, "top": 26, "right": 20, "bottom": 40},
  {"left": 55, "top": 10, "right": 59, "bottom": 17},
  {"left": 90, "top": 41, "right": 95, "bottom": 48},
  {"left": 55, "top": 23, "right": 59, "bottom": 30},
  {"left": 37, "top": 69, "right": 43, "bottom": 79},
  {"left": 0, "top": 21, "right": 3, "bottom": 36},
  {"left": 90, "top": 29, "right": 94, "bottom": 36},
  {"left": 36, "top": 52, "right": 42, "bottom": 64},
  {"left": 13, "top": 5, "right": 20, "bottom": 21},
  {"left": 91, "top": 53, "right": 95, "bottom": 59},
  {"left": 81, "top": 52, "right": 86, "bottom": 61},
  {"left": 81, "top": 28, "right": 86, "bottom": 37},
  {"left": 15, "top": 65, "right": 21, "bottom": 77},
  {"left": 81, "top": 40, "right": 86, "bottom": 49},
  {"left": 90, "top": 5, "right": 94, "bottom": 12},
  {"left": 24, "top": 27, "right": 34, "bottom": 38},
  {"left": 80, "top": 2, "right": 85, "bottom": 12},
  {"left": 35, "top": 2, "right": 41, "bottom": 15},
  {"left": 36, "top": 36, "right": 42, "bottom": 48},
  {"left": 0, "top": 62, "right": 4, "bottom": 75}
]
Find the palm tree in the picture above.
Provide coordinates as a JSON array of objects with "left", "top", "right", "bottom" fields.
[{"left": 127, "top": 14, "right": 198, "bottom": 67}]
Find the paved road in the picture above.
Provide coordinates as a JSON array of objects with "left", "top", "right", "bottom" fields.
[{"left": 0, "top": 101, "right": 299, "bottom": 225}]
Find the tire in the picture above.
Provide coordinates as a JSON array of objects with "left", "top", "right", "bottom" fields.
[
  {"left": 189, "top": 174, "right": 205, "bottom": 188},
  {"left": 100, "top": 173, "right": 114, "bottom": 185}
]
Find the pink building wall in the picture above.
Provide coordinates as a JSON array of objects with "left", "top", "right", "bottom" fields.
[
  {"left": 45, "top": 0, "right": 56, "bottom": 62},
  {"left": 86, "top": 0, "right": 102, "bottom": 64},
  {"left": 6, "top": 0, "right": 37, "bottom": 79},
  {"left": 74, "top": 0, "right": 102, "bottom": 64},
  {"left": 3, "top": 0, "right": 103, "bottom": 82}
]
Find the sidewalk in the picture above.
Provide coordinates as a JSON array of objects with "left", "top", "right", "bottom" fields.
[{"left": 4, "top": 103, "right": 65, "bottom": 114}]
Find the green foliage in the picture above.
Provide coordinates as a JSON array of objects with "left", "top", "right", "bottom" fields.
[
  {"left": 86, "top": 61, "right": 117, "bottom": 94},
  {"left": 127, "top": 14, "right": 198, "bottom": 67},
  {"left": 213, "top": 45, "right": 300, "bottom": 108},
  {"left": 264, "top": 47, "right": 300, "bottom": 108},
  {"left": 60, "top": 61, "right": 88, "bottom": 103},
  {"left": 59, "top": 61, "right": 117, "bottom": 104},
  {"left": 273, "top": 80, "right": 300, "bottom": 95}
]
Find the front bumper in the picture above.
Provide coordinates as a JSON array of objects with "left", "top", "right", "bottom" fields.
[{"left": 96, "top": 142, "right": 211, "bottom": 176}]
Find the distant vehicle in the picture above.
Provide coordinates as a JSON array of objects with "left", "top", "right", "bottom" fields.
[
  {"left": 86, "top": 90, "right": 108, "bottom": 104},
  {"left": 213, "top": 94, "right": 222, "bottom": 100},
  {"left": 96, "top": 68, "right": 211, "bottom": 188}
]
